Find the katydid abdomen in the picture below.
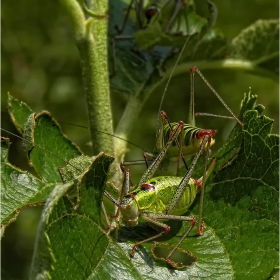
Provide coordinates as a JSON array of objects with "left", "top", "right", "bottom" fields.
[
  {"left": 135, "top": 176, "right": 198, "bottom": 216},
  {"left": 158, "top": 122, "right": 217, "bottom": 159}
]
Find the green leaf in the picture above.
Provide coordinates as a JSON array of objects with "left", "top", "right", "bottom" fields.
[
  {"left": 30, "top": 152, "right": 142, "bottom": 279},
  {"left": 133, "top": 2, "right": 208, "bottom": 51},
  {"left": 0, "top": 137, "right": 56, "bottom": 235},
  {"left": 109, "top": 0, "right": 216, "bottom": 95},
  {"left": 7, "top": 92, "right": 33, "bottom": 133},
  {"left": 230, "top": 19, "right": 279, "bottom": 77},
  {"left": 164, "top": 19, "right": 279, "bottom": 80},
  {"left": 1, "top": 100, "right": 84, "bottom": 232},
  {"left": 110, "top": 1, "right": 278, "bottom": 97},
  {"left": 24, "top": 111, "right": 82, "bottom": 182},
  {"left": 200, "top": 94, "right": 278, "bottom": 279},
  {"left": 2, "top": 93, "right": 279, "bottom": 278}
]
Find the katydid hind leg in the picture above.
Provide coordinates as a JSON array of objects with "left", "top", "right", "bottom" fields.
[
  {"left": 164, "top": 135, "right": 209, "bottom": 215},
  {"left": 190, "top": 66, "right": 243, "bottom": 126},
  {"left": 197, "top": 136, "right": 212, "bottom": 235},
  {"left": 160, "top": 111, "right": 189, "bottom": 173},
  {"left": 131, "top": 212, "right": 195, "bottom": 258},
  {"left": 138, "top": 121, "right": 184, "bottom": 185}
]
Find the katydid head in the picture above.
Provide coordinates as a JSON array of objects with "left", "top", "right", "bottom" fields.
[
  {"left": 119, "top": 194, "right": 139, "bottom": 227},
  {"left": 195, "top": 129, "right": 218, "bottom": 139},
  {"left": 145, "top": 5, "right": 161, "bottom": 24},
  {"left": 195, "top": 129, "right": 217, "bottom": 150}
]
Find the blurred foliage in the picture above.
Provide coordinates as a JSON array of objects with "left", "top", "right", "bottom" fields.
[{"left": 1, "top": 0, "right": 279, "bottom": 279}]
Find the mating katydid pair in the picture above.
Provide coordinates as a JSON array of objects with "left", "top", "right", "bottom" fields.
[{"left": 101, "top": 66, "right": 243, "bottom": 267}]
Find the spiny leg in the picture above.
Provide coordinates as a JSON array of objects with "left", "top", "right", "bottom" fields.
[
  {"left": 160, "top": 111, "right": 188, "bottom": 175},
  {"left": 115, "top": 0, "right": 136, "bottom": 34},
  {"left": 195, "top": 112, "right": 236, "bottom": 120},
  {"left": 101, "top": 201, "right": 111, "bottom": 233},
  {"left": 139, "top": 121, "right": 185, "bottom": 185},
  {"left": 161, "top": 136, "right": 216, "bottom": 263},
  {"left": 103, "top": 169, "right": 132, "bottom": 231},
  {"left": 121, "top": 153, "right": 154, "bottom": 171},
  {"left": 131, "top": 212, "right": 195, "bottom": 258},
  {"left": 190, "top": 65, "right": 243, "bottom": 126},
  {"left": 165, "top": 130, "right": 215, "bottom": 224},
  {"left": 197, "top": 137, "right": 213, "bottom": 235},
  {"left": 164, "top": 135, "right": 210, "bottom": 216}
]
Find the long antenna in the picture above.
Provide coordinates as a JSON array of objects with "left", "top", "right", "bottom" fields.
[
  {"left": 1, "top": 110, "right": 149, "bottom": 154},
  {"left": 156, "top": 0, "right": 218, "bottom": 135},
  {"left": 59, "top": 121, "right": 148, "bottom": 153},
  {"left": 1, "top": 128, "right": 84, "bottom": 173},
  {"left": 155, "top": 34, "right": 191, "bottom": 135}
]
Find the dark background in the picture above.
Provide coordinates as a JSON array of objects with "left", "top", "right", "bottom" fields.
[{"left": 1, "top": 0, "right": 278, "bottom": 279}]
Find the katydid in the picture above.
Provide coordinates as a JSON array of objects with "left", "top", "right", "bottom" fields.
[
  {"left": 57, "top": 62, "right": 244, "bottom": 175},
  {"left": 110, "top": 0, "right": 217, "bottom": 76},
  {"left": 104, "top": 116, "right": 216, "bottom": 267},
  {"left": 115, "top": 0, "right": 192, "bottom": 36},
  {"left": 2, "top": 116, "right": 214, "bottom": 268}
]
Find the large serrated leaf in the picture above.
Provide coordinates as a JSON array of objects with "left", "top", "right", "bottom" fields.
[{"left": 24, "top": 111, "right": 82, "bottom": 182}]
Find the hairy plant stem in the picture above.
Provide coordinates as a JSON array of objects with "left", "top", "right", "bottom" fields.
[
  {"left": 59, "top": 0, "right": 122, "bottom": 189},
  {"left": 60, "top": 0, "right": 114, "bottom": 158}
]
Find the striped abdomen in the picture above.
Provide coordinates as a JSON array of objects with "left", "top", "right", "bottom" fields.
[{"left": 158, "top": 122, "right": 216, "bottom": 158}]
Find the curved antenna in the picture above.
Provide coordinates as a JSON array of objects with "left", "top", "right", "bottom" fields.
[
  {"left": 155, "top": 28, "right": 193, "bottom": 136},
  {"left": 59, "top": 121, "right": 148, "bottom": 153},
  {"left": 155, "top": 0, "right": 218, "bottom": 135},
  {"left": 2, "top": 108, "right": 149, "bottom": 153},
  {"left": 1, "top": 128, "right": 84, "bottom": 172}
]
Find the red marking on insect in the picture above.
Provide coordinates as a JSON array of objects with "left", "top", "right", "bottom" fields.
[
  {"left": 193, "top": 179, "right": 201, "bottom": 189},
  {"left": 196, "top": 129, "right": 218, "bottom": 139},
  {"left": 140, "top": 183, "right": 156, "bottom": 192}
]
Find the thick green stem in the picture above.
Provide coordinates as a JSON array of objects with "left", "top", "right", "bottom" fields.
[
  {"left": 60, "top": 0, "right": 114, "bottom": 157},
  {"left": 80, "top": 0, "right": 113, "bottom": 157},
  {"left": 114, "top": 94, "right": 146, "bottom": 161}
]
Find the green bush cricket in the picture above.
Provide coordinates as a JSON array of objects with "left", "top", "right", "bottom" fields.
[{"left": 103, "top": 114, "right": 217, "bottom": 267}]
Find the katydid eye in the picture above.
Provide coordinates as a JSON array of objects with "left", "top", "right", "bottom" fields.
[
  {"left": 145, "top": 5, "right": 160, "bottom": 20},
  {"left": 140, "top": 183, "right": 155, "bottom": 192}
]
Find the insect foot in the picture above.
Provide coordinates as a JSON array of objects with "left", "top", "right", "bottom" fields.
[
  {"left": 152, "top": 242, "right": 198, "bottom": 269},
  {"left": 197, "top": 221, "right": 205, "bottom": 236}
]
